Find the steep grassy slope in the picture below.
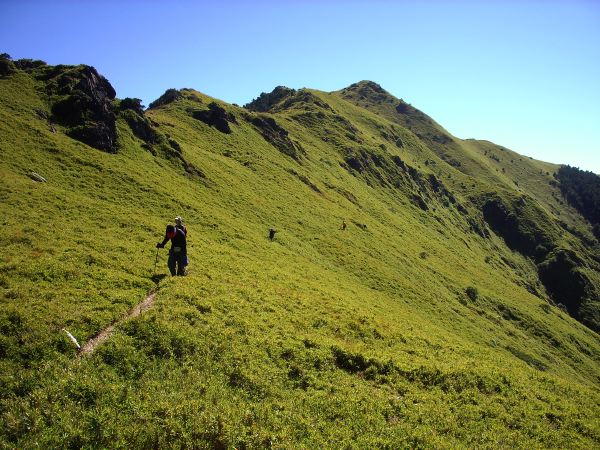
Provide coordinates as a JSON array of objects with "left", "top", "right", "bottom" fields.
[
  {"left": 333, "top": 81, "right": 600, "bottom": 330},
  {"left": 336, "top": 81, "right": 586, "bottom": 220},
  {"left": 0, "top": 60, "right": 599, "bottom": 448}
]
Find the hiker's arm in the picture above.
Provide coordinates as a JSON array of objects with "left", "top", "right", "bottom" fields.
[{"left": 156, "top": 235, "right": 169, "bottom": 248}]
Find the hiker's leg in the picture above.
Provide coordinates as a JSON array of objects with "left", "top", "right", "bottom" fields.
[
  {"left": 176, "top": 253, "right": 186, "bottom": 276},
  {"left": 167, "top": 251, "right": 176, "bottom": 276}
]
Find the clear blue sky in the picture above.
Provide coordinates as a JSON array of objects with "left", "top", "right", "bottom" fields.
[{"left": 2, "top": 0, "right": 599, "bottom": 173}]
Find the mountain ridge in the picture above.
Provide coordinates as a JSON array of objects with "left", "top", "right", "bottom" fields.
[
  {"left": 2, "top": 55, "right": 599, "bottom": 328},
  {"left": 1, "top": 55, "right": 599, "bottom": 447}
]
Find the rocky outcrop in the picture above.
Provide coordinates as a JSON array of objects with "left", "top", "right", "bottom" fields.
[
  {"left": 148, "top": 89, "right": 182, "bottom": 109},
  {"left": 119, "top": 97, "right": 145, "bottom": 115},
  {"left": 44, "top": 65, "right": 118, "bottom": 152},
  {"left": 481, "top": 195, "right": 555, "bottom": 259},
  {"left": 13, "top": 58, "right": 47, "bottom": 71},
  {"left": 341, "top": 81, "right": 394, "bottom": 104},
  {"left": 395, "top": 102, "right": 410, "bottom": 114},
  {"left": 480, "top": 193, "right": 599, "bottom": 331},
  {"left": 119, "top": 98, "right": 158, "bottom": 144},
  {"left": 244, "top": 86, "right": 296, "bottom": 112},
  {"left": 123, "top": 111, "right": 157, "bottom": 143},
  {"left": 538, "top": 249, "right": 598, "bottom": 331},
  {"left": 245, "top": 87, "right": 334, "bottom": 114},
  {"left": 67, "top": 122, "right": 116, "bottom": 152},
  {"left": 250, "top": 115, "right": 304, "bottom": 160},
  {"left": 192, "top": 102, "right": 237, "bottom": 134}
]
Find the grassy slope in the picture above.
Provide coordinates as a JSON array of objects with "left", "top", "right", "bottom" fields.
[
  {"left": 335, "top": 81, "right": 597, "bottom": 242},
  {"left": 335, "top": 82, "right": 600, "bottom": 329},
  {"left": 0, "top": 70, "right": 599, "bottom": 448}
]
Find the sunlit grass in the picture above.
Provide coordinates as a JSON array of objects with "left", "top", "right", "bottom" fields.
[{"left": 0, "top": 70, "right": 598, "bottom": 448}]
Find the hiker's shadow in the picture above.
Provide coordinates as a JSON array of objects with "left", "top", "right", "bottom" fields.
[{"left": 151, "top": 274, "right": 167, "bottom": 284}]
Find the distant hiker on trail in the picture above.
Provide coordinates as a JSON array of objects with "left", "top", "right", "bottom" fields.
[
  {"left": 269, "top": 228, "right": 277, "bottom": 241},
  {"left": 341, "top": 220, "right": 347, "bottom": 231},
  {"left": 175, "top": 216, "right": 187, "bottom": 236},
  {"left": 157, "top": 224, "right": 187, "bottom": 276}
]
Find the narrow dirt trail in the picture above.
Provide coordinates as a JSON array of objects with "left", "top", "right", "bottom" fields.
[{"left": 78, "top": 291, "right": 157, "bottom": 356}]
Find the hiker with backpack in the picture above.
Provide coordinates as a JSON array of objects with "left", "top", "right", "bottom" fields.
[
  {"left": 156, "top": 223, "right": 187, "bottom": 276},
  {"left": 174, "top": 216, "right": 189, "bottom": 268}
]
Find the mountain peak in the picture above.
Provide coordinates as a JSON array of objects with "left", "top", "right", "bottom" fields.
[
  {"left": 244, "top": 86, "right": 296, "bottom": 112},
  {"left": 244, "top": 86, "right": 334, "bottom": 113},
  {"left": 148, "top": 88, "right": 184, "bottom": 109},
  {"left": 338, "top": 80, "right": 398, "bottom": 103},
  {"left": 349, "top": 80, "right": 388, "bottom": 92}
]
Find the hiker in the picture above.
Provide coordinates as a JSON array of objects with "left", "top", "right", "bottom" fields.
[
  {"left": 175, "top": 216, "right": 187, "bottom": 236},
  {"left": 269, "top": 228, "right": 277, "bottom": 241},
  {"left": 156, "top": 224, "right": 187, "bottom": 276},
  {"left": 341, "top": 220, "right": 347, "bottom": 231},
  {"left": 174, "top": 216, "right": 189, "bottom": 267}
]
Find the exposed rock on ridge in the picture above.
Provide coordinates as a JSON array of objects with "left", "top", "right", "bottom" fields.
[
  {"left": 37, "top": 64, "right": 118, "bottom": 152},
  {"left": 249, "top": 115, "right": 304, "bottom": 161},
  {"left": 192, "top": 102, "right": 237, "bottom": 134}
]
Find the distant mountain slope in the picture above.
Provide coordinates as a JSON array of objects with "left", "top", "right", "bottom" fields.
[
  {"left": 247, "top": 80, "right": 600, "bottom": 330},
  {"left": 1, "top": 55, "right": 599, "bottom": 448}
]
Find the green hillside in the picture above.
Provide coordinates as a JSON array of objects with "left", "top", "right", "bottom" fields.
[{"left": 1, "top": 57, "right": 599, "bottom": 448}]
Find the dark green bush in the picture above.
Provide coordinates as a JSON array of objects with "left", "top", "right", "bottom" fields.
[
  {"left": 0, "top": 53, "right": 16, "bottom": 77},
  {"left": 148, "top": 88, "right": 182, "bottom": 109},
  {"left": 466, "top": 286, "right": 479, "bottom": 302},
  {"left": 119, "top": 97, "right": 145, "bottom": 114}
]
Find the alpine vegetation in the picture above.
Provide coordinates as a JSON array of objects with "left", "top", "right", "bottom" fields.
[{"left": 1, "top": 55, "right": 599, "bottom": 448}]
